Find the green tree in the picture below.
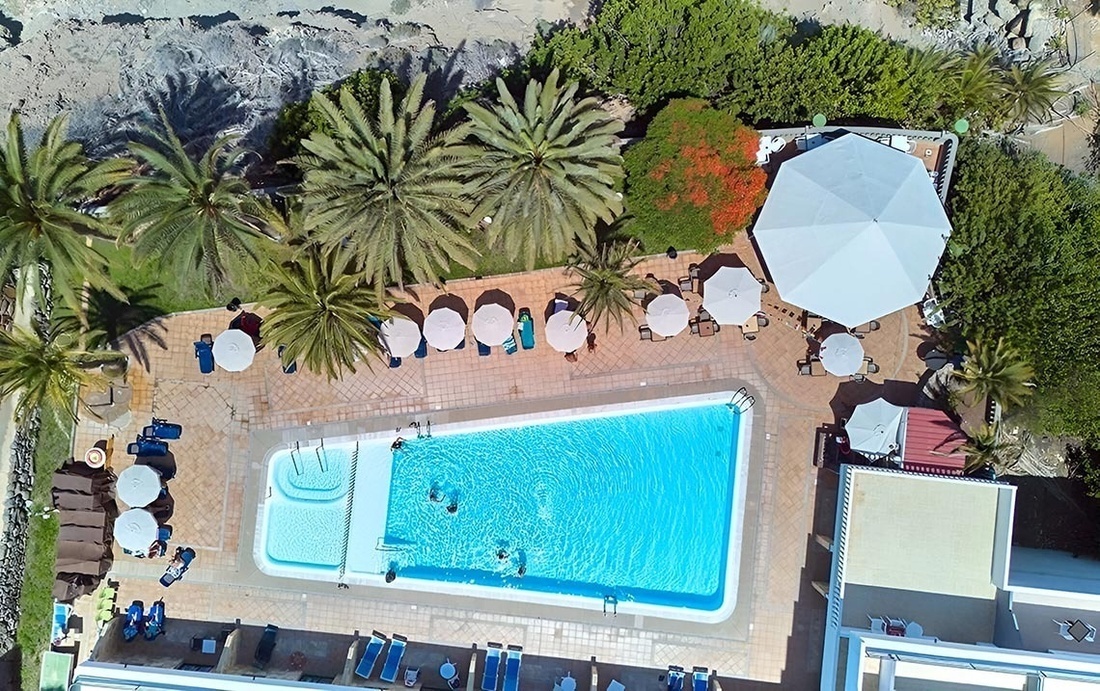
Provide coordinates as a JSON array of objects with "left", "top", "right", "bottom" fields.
[
  {"left": 464, "top": 69, "right": 624, "bottom": 268},
  {"left": 1002, "top": 60, "right": 1064, "bottom": 127},
  {"left": 955, "top": 46, "right": 1005, "bottom": 125},
  {"left": 954, "top": 338, "right": 1035, "bottom": 411},
  {"left": 623, "top": 99, "right": 766, "bottom": 252},
  {"left": 111, "top": 120, "right": 274, "bottom": 295},
  {"left": 530, "top": 0, "right": 792, "bottom": 110},
  {"left": 0, "top": 113, "right": 130, "bottom": 318},
  {"left": 0, "top": 325, "right": 123, "bottom": 422},
  {"left": 294, "top": 74, "right": 478, "bottom": 290},
  {"left": 938, "top": 139, "right": 1100, "bottom": 440},
  {"left": 259, "top": 246, "right": 392, "bottom": 381},
  {"left": 269, "top": 68, "right": 405, "bottom": 160},
  {"left": 566, "top": 240, "right": 655, "bottom": 333}
]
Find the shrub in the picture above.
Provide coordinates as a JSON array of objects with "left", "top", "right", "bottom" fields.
[
  {"left": 623, "top": 99, "right": 766, "bottom": 252},
  {"left": 269, "top": 68, "right": 404, "bottom": 161},
  {"left": 885, "top": 0, "right": 959, "bottom": 28}
]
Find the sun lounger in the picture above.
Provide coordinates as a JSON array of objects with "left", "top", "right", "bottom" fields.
[
  {"left": 477, "top": 341, "right": 491, "bottom": 357},
  {"left": 253, "top": 624, "right": 279, "bottom": 669},
  {"left": 482, "top": 642, "right": 503, "bottom": 691},
  {"left": 58, "top": 510, "right": 106, "bottom": 529},
  {"left": 52, "top": 490, "right": 109, "bottom": 511},
  {"left": 692, "top": 667, "right": 709, "bottom": 691},
  {"left": 414, "top": 337, "right": 428, "bottom": 358},
  {"left": 355, "top": 630, "right": 387, "bottom": 679},
  {"left": 142, "top": 418, "right": 182, "bottom": 440},
  {"left": 127, "top": 436, "right": 168, "bottom": 457},
  {"left": 503, "top": 334, "right": 517, "bottom": 355},
  {"left": 380, "top": 633, "right": 407, "bottom": 683},
  {"left": 667, "top": 666, "right": 685, "bottom": 691},
  {"left": 503, "top": 645, "right": 522, "bottom": 691},
  {"left": 518, "top": 308, "right": 535, "bottom": 349},
  {"left": 194, "top": 334, "right": 214, "bottom": 374},
  {"left": 59, "top": 525, "right": 107, "bottom": 544},
  {"left": 389, "top": 356, "right": 402, "bottom": 368}
]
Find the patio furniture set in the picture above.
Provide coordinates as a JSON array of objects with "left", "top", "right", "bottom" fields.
[
  {"left": 1057, "top": 619, "right": 1097, "bottom": 643},
  {"left": 194, "top": 303, "right": 265, "bottom": 374},
  {"left": 639, "top": 263, "right": 769, "bottom": 342},
  {"left": 355, "top": 631, "right": 445, "bottom": 688},
  {"left": 797, "top": 312, "right": 881, "bottom": 380},
  {"left": 869, "top": 616, "right": 924, "bottom": 638}
]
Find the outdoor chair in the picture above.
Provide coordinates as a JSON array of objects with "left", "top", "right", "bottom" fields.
[
  {"left": 503, "top": 645, "right": 523, "bottom": 691},
  {"left": 797, "top": 359, "right": 825, "bottom": 377},
  {"left": 756, "top": 314, "right": 770, "bottom": 328},
  {"left": 689, "top": 318, "right": 700, "bottom": 335},
  {"left": 355, "top": 631, "right": 387, "bottom": 679},
  {"left": 142, "top": 418, "right": 182, "bottom": 440},
  {"left": 678, "top": 276, "right": 693, "bottom": 294},
  {"left": 758, "top": 278, "right": 770, "bottom": 293},
  {"left": 692, "top": 668, "right": 709, "bottom": 691},
  {"left": 389, "top": 356, "right": 402, "bottom": 368},
  {"left": 868, "top": 616, "right": 886, "bottom": 634},
  {"left": 640, "top": 325, "right": 653, "bottom": 341},
  {"left": 482, "top": 642, "right": 503, "bottom": 691},
  {"left": 667, "top": 666, "right": 685, "bottom": 691},
  {"left": 633, "top": 287, "right": 649, "bottom": 300},
  {"left": 127, "top": 436, "right": 168, "bottom": 457},
  {"left": 253, "top": 624, "right": 279, "bottom": 670},
  {"left": 852, "top": 320, "right": 880, "bottom": 335},
  {"left": 194, "top": 334, "right": 214, "bottom": 374},
  {"left": 380, "top": 634, "right": 408, "bottom": 683},
  {"left": 404, "top": 667, "right": 420, "bottom": 687}
]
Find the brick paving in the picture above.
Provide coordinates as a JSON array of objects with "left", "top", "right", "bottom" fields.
[{"left": 70, "top": 235, "right": 929, "bottom": 688}]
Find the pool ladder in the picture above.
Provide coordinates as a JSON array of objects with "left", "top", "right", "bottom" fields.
[
  {"left": 290, "top": 440, "right": 331, "bottom": 474},
  {"left": 728, "top": 387, "right": 755, "bottom": 412},
  {"left": 408, "top": 420, "right": 433, "bottom": 439},
  {"left": 603, "top": 595, "right": 618, "bottom": 617}
]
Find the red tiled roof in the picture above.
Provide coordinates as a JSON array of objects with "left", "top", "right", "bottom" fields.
[{"left": 901, "top": 407, "right": 967, "bottom": 475}]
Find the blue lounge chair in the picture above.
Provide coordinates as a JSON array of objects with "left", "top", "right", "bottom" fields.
[
  {"left": 122, "top": 600, "right": 144, "bottom": 642},
  {"left": 194, "top": 335, "right": 214, "bottom": 374},
  {"left": 389, "top": 356, "right": 402, "bottom": 368},
  {"left": 692, "top": 668, "right": 708, "bottom": 691},
  {"left": 477, "top": 341, "right": 491, "bottom": 357},
  {"left": 668, "top": 666, "right": 685, "bottom": 691},
  {"left": 355, "top": 631, "right": 387, "bottom": 679},
  {"left": 380, "top": 633, "right": 407, "bottom": 683},
  {"left": 143, "top": 600, "right": 165, "bottom": 640},
  {"left": 414, "top": 337, "right": 428, "bottom": 358},
  {"left": 253, "top": 624, "right": 279, "bottom": 670},
  {"left": 481, "top": 643, "right": 503, "bottom": 691},
  {"left": 127, "top": 436, "right": 168, "bottom": 457},
  {"left": 142, "top": 418, "right": 182, "bottom": 440},
  {"left": 51, "top": 601, "right": 72, "bottom": 645},
  {"left": 503, "top": 645, "right": 522, "bottom": 691},
  {"left": 518, "top": 308, "right": 535, "bottom": 350},
  {"left": 503, "top": 334, "right": 517, "bottom": 355}
]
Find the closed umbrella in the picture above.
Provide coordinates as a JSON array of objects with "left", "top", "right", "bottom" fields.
[
  {"left": 702, "top": 267, "right": 762, "bottom": 325},
  {"left": 545, "top": 310, "right": 588, "bottom": 353},
  {"left": 113, "top": 508, "right": 158, "bottom": 553},
  {"left": 818, "top": 332, "right": 865, "bottom": 376},
  {"left": 472, "top": 303, "right": 514, "bottom": 346},
  {"left": 381, "top": 318, "right": 421, "bottom": 358},
  {"left": 845, "top": 399, "right": 905, "bottom": 456},
  {"left": 116, "top": 464, "right": 162, "bottom": 508},
  {"left": 423, "top": 307, "right": 466, "bottom": 351},
  {"left": 646, "top": 294, "right": 689, "bottom": 337},
  {"left": 753, "top": 133, "right": 951, "bottom": 327},
  {"left": 212, "top": 329, "right": 255, "bottom": 371}
]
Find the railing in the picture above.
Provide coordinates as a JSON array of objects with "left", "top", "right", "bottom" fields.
[{"left": 337, "top": 441, "right": 359, "bottom": 581}]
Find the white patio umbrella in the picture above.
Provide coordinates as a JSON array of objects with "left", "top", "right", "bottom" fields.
[
  {"left": 702, "top": 266, "right": 762, "bottom": 325},
  {"left": 423, "top": 307, "right": 466, "bottom": 351},
  {"left": 753, "top": 133, "right": 952, "bottom": 327},
  {"left": 845, "top": 398, "right": 906, "bottom": 456},
  {"left": 818, "top": 332, "right": 865, "bottom": 376},
  {"left": 381, "top": 317, "right": 421, "bottom": 358},
  {"left": 116, "top": 464, "right": 162, "bottom": 508},
  {"left": 212, "top": 329, "right": 255, "bottom": 371},
  {"left": 646, "top": 294, "right": 689, "bottom": 337},
  {"left": 472, "top": 303, "right": 514, "bottom": 346},
  {"left": 545, "top": 310, "right": 588, "bottom": 353},
  {"left": 113, "top": 508, "right": 158, "bottom": 553}
]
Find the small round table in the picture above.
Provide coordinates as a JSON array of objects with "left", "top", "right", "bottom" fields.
[
  {"left": 561, "top": 677, "right": 577, "bottom": 691},
  {"left": 440, "top": 662, "right": 457, "bottom": 681}
]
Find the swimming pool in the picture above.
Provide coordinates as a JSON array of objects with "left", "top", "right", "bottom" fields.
[{"left": 255, "top": 392, "right": 753, "bottom": 622}]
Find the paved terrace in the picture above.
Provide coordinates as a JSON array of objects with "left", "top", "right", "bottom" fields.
[{"left": 69, "top": 233, "right": 930, "bottom": 688}]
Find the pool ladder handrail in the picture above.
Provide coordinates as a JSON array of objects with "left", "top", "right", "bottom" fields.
[
  {"left": 291, "top": 442, "right": 303, "bottom": 476},
  {"left": 603, "top": 595, "right": 618, "bottom": 617},
  {"left": 337, "top": 441, "right": 359, "bottom": 580},
  {"left": 728, "top": 387, "right": 756, "bottom": 412}
]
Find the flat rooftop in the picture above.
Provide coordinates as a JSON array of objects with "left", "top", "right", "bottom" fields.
[{"left": 835, "top": 468, "right": 1015, "bottom": 644}]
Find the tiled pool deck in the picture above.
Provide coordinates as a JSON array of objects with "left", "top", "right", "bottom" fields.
[{"left": 71, "top": 235, "right": 929, "bottom": 687}]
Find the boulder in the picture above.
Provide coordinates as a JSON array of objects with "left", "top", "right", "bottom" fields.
[
  {"left": 983, "top": 11, "right": 1007, "bottom": 29},
  {"left": 1006, "top": 10, "right": 1028, "bottom": 36},
  {"left": 1010, "top": 36, "right": 1028, "bottom": 50},
  {"left": 1028, "top": 14, "right": 1057, "bottom": 48}
]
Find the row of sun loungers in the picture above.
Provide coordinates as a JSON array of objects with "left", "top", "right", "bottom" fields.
[
  {"left": 355, "top": 631, "right": 408, "bottom": 683},
  {"left": 667, "top": 666, "right": 710, "bottom": 691},
  {"left": 482, "top": 643, "right": 522, "bottom": 691}
]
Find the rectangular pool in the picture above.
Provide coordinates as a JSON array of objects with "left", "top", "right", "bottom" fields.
[{"left": 255, "top": 392, "right": 753, "bottom": 622}]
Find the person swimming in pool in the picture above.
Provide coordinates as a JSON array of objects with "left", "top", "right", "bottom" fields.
[
  {"left": 447, "top": 499, "right": 458, "bottom": 514},
  {"left": 391, "top": 437, "right": 405, "bottom": 451},
  {"left": 429, "top": 481, "right": 442, "bottom": 502},
  {"left": 497, "top": 548, "right": 509, "bottom": 561},
  {"left": 385, "top": 567, "right": 397, "bottom": 583}
]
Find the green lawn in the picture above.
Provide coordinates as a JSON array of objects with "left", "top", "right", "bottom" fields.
[
  {"left": 441, "top": 233, "right": 561, "bottom": 282},
  {"left": 17, "top": 406, "right": 74, "bottom": 691}
]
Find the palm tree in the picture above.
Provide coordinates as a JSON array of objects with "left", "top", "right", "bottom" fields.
[
  {"left": 954, "top": 337, "right": 1035, "bottom": 411},
  {"left": 0, "top": 113, "right": 130, "bottom": 318},
  {"left": 259, "top": 246, "right": 393, "bottom": 381},
  {"left": 293, "top": 74, "right": 478, "bottom": 291},
  {"left": 55, "top": 285, "right": 168, "bottom": 371},
  {"left": 566, "top": 240, "right": 655, "bottom": 333},
  {"left": 110, "top": 117, "right": 274, "bottom": 294},
  {"left": 961, "top": 423, "right": 1021, "bottom": 475},
  {"left": 1002, "top": 60, "right": 1064, "bottom": 126},
  {"left": 955, "top": 45, "right": 1005, "bottom": 121},
  {"left": 464, "top": 69, "right": 625, "bottom": 268},
  {"left": 0, "top": 324, "right": 123, "bottom": 422}
]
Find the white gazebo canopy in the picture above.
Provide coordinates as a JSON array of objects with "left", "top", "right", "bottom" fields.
[
  {"left": 472, "top": 303, "right": 514, "bottom": 346},
  {"left": 752, "top": 133, "right": 951, "bottom": 327},
  {"left": 646, "top": 294, "right": 689, "bottom": 337},
  {"left": 423, "top": 307, "right": 466, "bottom": 351},
  {"left": 381, "top": 317, "right": 421, "bottom": 358},
  {"left": 845, "top": 398, "right": 906, "bottom": 456},
  {"left": 702, "top": 266, "right": 762, "bottom": 325}
]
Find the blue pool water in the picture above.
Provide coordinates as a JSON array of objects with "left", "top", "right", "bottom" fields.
[{"left": 262, "top": 401, "right": 744, "bottom": 612}]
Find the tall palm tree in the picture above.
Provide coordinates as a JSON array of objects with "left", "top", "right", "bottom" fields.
[
  {"left": 566, "top": 240, "right": 655, "bottom": 333},
  {"left": 961, "top": 423, "right": 1021, "bottom": 475},
  {"left": 954, "top": 337, "right": 1035, "bottom": 411},
  {"left": 293, "top": 74, "right": 478, "bottom": 291},
  {"left": 1002, "top": 60, "right": 1064, "bottom": 126},
  {"left": 0, "top": 113, "right": 130, "bottom": 319},
  {"left": 0, "top": 324, "right": 123, "bottom": 422},
  {"left": 955, "top": 45, "right": 1005, "bottom": 121},
  {"left": 110, "top": 117, "right": 274, "bottom": 294},
  {"left": 464, "top": 69, "right": 625, "bottom": 269},
  {"left": 260, "top": 246, "right": 393, "bottom": 381}
]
